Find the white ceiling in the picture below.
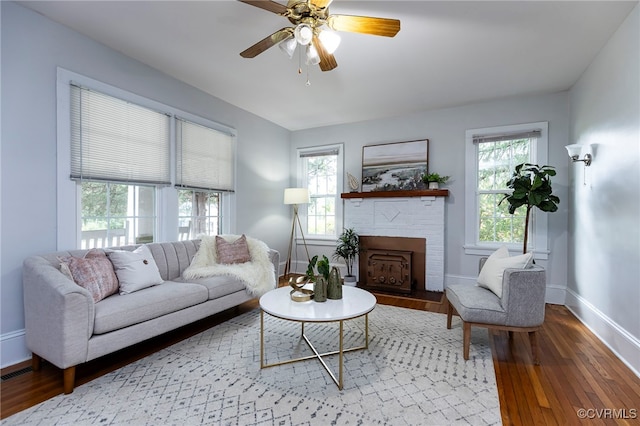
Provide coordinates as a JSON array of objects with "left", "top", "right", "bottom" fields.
[{"left": 20, "top": 1, "right": 637, "bottom": 131}]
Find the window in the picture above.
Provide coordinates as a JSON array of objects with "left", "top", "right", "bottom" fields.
[
  {"left": 477, "top": 137, "right": 531, "bottom": 244},
  {"left": 175, "top": 118, "right": 234, "bottom": 239},
  {"left": 70, "top": 84, "right": 170, "bottom": 248},
  {"left": 464, "top": 122, "right": 549, "bottom": 257},
  {"left": 57, "top": 68, "right": 236, "bottom": 249},
  {"left": 298, "top": 144, "right": 343, "bottom": 239},
  {"left": 178, "top": 190, "right": 220, "bottom": 240},
  {"left": 81, "top": 182, "right": 155, "bottom": 248}
]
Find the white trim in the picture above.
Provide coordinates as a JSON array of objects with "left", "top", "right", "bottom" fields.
[
  {"left": 464, "top": 122, "right": 549, "bottom": 255},
  {"left": 565, "top": 288, "right": 640, "bottom": 378},
  {"left": 0, "top": 329, "right": 30, "bottom": 369}
]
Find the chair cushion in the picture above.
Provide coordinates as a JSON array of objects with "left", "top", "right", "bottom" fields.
[
  {"left": 93, "top": 281, "right": 208, "bottom": 334},
  {"left": 446, "top": 284, "right": 507, "bottom": 325},
  {"left": 477, "top": 246, "right": 533, "bottom": 298}
]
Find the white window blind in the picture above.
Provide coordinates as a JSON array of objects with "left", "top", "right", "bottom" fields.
[
  {"left": 176, "top": 118, "right": 235, "bottom": 192},
  {"left": 472, "top": 129, "right": 541, "bottom": 144},
  {"left": 70, "top": 84, "right": 171, "bottom": 184}
]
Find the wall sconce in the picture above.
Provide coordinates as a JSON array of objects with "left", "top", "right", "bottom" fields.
[{"left": 565, "top": 144, "right": 592, "bottom": 166}]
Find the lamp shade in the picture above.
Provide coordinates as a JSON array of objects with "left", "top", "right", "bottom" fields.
[
  {"left": 565, "top": 144, "right": 582, "bottom": 158},
  {"left": 318, "top": 28, "right": 341, "bottom": 54},
  {"left": 278, "top": 36, "right": 297, "bottom": 59},
  {"left": 294, "top": 23, "right": 313, "bottom": 46},
  {"left": 306, "top": 44, "right": 320, "bottom": 65},
  {"left": 284, "top": 188, "right": 310, "bottom": 205}
]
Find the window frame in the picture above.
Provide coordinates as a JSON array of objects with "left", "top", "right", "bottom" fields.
[
  {"left": 56, "top": 68, "right": 234, "bottom": 249},
  {"left": 296, "top": 143, "right": 344, "bottom": 245},
  {"left": 464, "top": 122, "right": 550, "bottom": 258}
]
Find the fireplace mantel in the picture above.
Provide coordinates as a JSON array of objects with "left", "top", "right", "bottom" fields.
[{"left": 341, "top": 189, "right": 448, "bottom": 199}]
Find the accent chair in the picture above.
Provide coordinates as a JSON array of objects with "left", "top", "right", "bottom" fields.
[{"left": 445, "top": 257, "right": 546, "bottom": 364}]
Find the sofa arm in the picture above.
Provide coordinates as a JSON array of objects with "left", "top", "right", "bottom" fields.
[
  {"left": 501, "top": 266, "right": 546, "bottom": 327},
  {"left": 267, "top": 249, "right": 280, "bottom": 285},
  {"left": 23, "top": 256, "right": 94, "bottom": 369}
]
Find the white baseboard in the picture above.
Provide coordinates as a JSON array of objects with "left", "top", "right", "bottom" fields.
[
  {"left": 565, "top": 289, "right": 640, "bottom": 378},
  {"left": 1, "top": 329, "right": 30, "bottom": 369}
]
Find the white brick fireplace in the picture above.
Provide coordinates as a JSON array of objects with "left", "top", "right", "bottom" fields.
[{"left": 343, "top": 190, "right": 447, "bottom": 292}]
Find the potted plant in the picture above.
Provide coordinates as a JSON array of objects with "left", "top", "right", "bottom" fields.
[
  {"left": 422, "top": 172, "right": 450, "bottom": 189},
  {"left": 333, "top": 228, "right": 360, "bottom": 286},
  {"left": 500, "top": 163, "right": 559, "bottom": 254}
]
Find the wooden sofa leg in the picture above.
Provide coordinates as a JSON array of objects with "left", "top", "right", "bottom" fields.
[
  {"left": 529, "top": 331, "right": 540, "bottom": 365},
  {"left": 63, "top": 366, "right": 76, "bottom": 394},
  {"left": 463, "top": 322, "right": 471, "bottom": 360},
  {"left": 446, "top": 300, "right": 453, "bottom": 329},
  {"left": 32, "top": 353, "right": 42, "bottom": 371}
]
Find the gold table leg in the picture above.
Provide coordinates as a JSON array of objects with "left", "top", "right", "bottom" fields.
[{"left": 260, "top": 310, "right": 370, "bottom": 391}]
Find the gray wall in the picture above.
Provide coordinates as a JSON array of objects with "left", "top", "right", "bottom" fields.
[
  {"left": 291, "top": 92, "right": 571, "bottom": 303},
  {"left": 567, "top": 4, "right": 639, "bottom": 375},
  {"left": 1, "top": 1, "right": 291, "bottom": 366}
]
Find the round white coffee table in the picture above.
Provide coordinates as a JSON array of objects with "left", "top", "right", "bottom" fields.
[{"left": 259, "top": 285, "right": 377, "bottom": 390}]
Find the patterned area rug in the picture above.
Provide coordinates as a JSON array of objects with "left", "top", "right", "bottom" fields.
[{"left": 5, "top": 305, "right": 500, "bottom": 425}]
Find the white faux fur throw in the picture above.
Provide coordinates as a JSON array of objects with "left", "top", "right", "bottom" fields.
[{"left": 183, "top": 235, "right": 275, "bottom": 297}]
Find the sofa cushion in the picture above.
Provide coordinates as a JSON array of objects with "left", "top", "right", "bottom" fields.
[
  {"left": 59, "top": 250, "right": 119, "bottom": 303},
  {"left": 446, "top": 284, "right": 507, "bottom": 325},
  {"left": 106, "top": 245, "right": 164, "bottom": 294},
  {"left": 216, "top": 234, "right": 251, "bottom": 264},
  {"left": 93, "top": 281, "right": 208, "bottom": 335},
  {"left": 174, "top": 275, "right": 246, "bottom": 299}
]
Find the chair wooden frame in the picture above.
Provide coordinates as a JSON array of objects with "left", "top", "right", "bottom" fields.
[{"left": 446, "top": 300, "right": 541, "bottom": 365}]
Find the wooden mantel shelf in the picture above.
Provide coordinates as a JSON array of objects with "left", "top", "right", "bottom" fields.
[{"left": 341, "top": 189, "right": 449, "bottom": 199}]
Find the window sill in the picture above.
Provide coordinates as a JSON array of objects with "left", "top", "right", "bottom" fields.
[
  {"left": 295, "top": 237, "right": 336, "bottom": 247},
  {"left": 463, "top": 244, "right": 549, "bottom": 260}
]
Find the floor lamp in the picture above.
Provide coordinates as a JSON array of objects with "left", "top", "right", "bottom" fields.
[{"left": 284, "top": 188, "right": 311, "bottom": 278}]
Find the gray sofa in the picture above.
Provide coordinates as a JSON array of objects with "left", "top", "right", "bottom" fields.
[{"left": 22, "top": 239, "right": 279, "bottom": 394}]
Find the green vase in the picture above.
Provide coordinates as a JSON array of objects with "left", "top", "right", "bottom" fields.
[
  {"left": 314, "top": 276, "right": 327, "bottom": 302},
  {"left": 327, "top": 266, "right": 342, "bottom": 300}
]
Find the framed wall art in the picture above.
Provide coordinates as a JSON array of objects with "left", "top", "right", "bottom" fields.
[{"left": 361, "top": 139, "right": 429, "bottom": 192}]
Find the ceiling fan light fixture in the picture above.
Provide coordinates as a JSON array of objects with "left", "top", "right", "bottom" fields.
[
  {"left": 306, "top": 44, "right": 320, "bottom": 65},
  {"left": 278, "top": 36, "right": 297, "bottom": 59},
  {"left": 294, "top": 23, "right": 313, "bottom": 46},
  {"left": 318, "top": 28, "right": 341, "bottom": 54}
]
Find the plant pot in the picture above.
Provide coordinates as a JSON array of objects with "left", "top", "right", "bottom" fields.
[
  {"left": 343, "top": 275, "right": 357, "bottom": 286},
  {"left": 428, "top": 181, "right": 439, "bottom": 189}
]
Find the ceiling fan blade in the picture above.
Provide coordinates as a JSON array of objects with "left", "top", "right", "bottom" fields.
[
  {"left": 240, "top": 28, "right": 293, "bottom": 58},
  {"left": 237, "top": 0, "right": 289, "bottom": 15},
  {"left": 313, "top": 35, "right": 337, "bottom": 72},
  {"left": 327, "top": 15, "right": 401, "bottom": 37}
]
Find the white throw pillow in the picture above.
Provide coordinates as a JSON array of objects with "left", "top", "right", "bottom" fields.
[
  {"left": 477, "top": 246, "right": 533, "bottom": 298},
  {"left": 107, "top": 245, "right": 163, "bottom": 294}
]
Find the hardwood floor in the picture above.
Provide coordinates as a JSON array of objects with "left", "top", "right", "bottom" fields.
[{"left": 2, "top": 289, "right": 639, "bottom": 424}]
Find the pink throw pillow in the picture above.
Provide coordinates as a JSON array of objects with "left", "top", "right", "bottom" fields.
[
  {"left": 59, "top": 249, "right": 119, "bottom": 302},
  {"left": 216, "top": 234, "right": 251, "bottom": 264}
]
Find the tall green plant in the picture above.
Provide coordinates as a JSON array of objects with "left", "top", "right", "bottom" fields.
[
  {"left": 333, "top": 228, "right": 360, "bottom": 277},
  {"left": 500, "top": 163, "right": 559, "bottom": 254}
]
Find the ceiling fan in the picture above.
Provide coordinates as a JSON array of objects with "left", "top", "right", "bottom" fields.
[{"left": 238, "top": 0, "right": 401, "bottom": 72}]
